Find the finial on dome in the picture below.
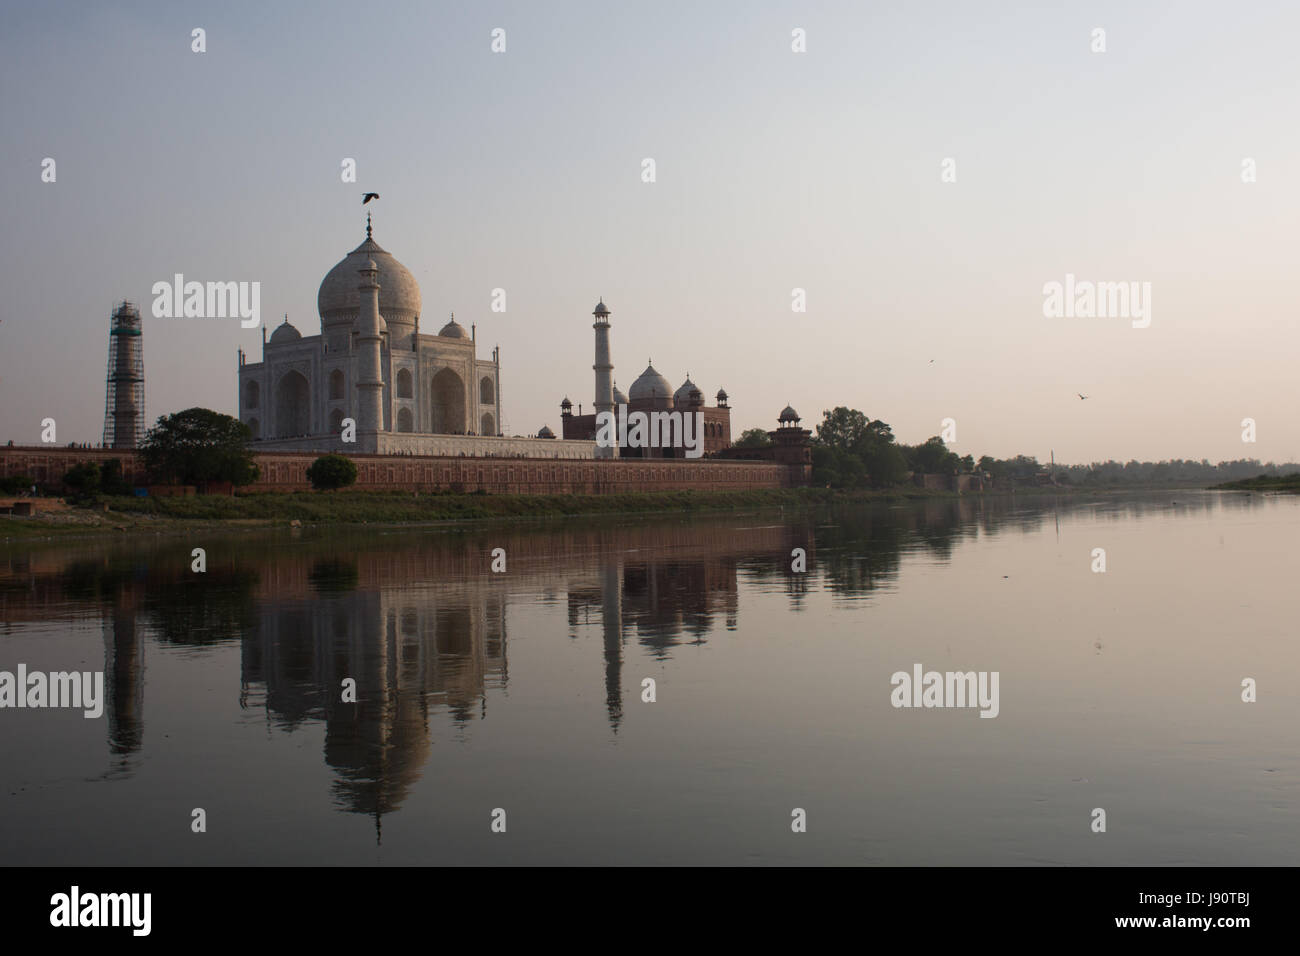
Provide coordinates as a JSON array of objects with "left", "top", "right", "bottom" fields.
[{"left": 366, "top": 211, "right": 372, "bottom": 239}]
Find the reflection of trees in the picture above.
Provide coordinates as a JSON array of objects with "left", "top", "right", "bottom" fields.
[
  {"left": 140, "top": 565, "right": 260, "bottom": 646},
  {"left": 812, "top": 505, "right": 908, "bottom": 596},
  {"left": 309, "top": 558, "right": 359, "bottom": 594}
]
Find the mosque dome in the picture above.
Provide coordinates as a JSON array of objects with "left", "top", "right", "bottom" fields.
[
  {"left": 593, "top": 299, "right": 610, "bottom": 317},
  {"left": 538, "top": 425, "right": 556, "bottom": 439},
  {"left": 317, "top": 227, "right": 422, "bottom": 327},
  {"left": 629, "top": 363, "right": 672, "bottom": 402},
  {"left": 269, "top": 318, "right": 302, "bottom": 343},
  {"left": 779, "top": 405, "right": 801, "bottom": 424},
  {"left": 716, "top": 388, "right": 728, "bottom": 403},
  {"left": 438, "top": 315, "right": 468, "bottom": 338},
  {"left": 673, "top": 376, "right": 700, "bottom": 407},
  {"left": 612, "top": 383, "right": 629, "bottom": 404}
]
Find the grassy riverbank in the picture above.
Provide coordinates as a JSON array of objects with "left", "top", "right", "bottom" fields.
[
  {"left": 0, "top": 487, "right": 845, "bottom": 539},
  {"left": 1213, "top": 474, "right": 1300, "bottom": 493},
  {"left": 0, "top": 482, "right": 1213, "bottom": 542}
]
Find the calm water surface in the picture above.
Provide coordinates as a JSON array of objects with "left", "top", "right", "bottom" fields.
[{"left": 1, "top": 492, "right": 1297, "bottom": 865}]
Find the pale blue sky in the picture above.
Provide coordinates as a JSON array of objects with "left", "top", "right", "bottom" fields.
[{"left": 2, "top": 0, "right": 1297, "bottom": 463}]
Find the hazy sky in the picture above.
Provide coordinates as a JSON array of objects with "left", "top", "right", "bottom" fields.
[{"left": 2, "top": 0, "right": 1297, "bottom": 464}]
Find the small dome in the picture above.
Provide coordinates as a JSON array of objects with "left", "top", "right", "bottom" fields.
[
  {"left": 629, "top": 363, "right": 672, "bottom": 402},
  {"left": 560, "top": 396, "right": 573, "bottom": 409},
  {"left": 716, "top": 388, "right": 728, "bottom": 402},
  {"left": 538, "top": 425, "right": 556, "bottom": 439},
  {"left": 673, "top": 376, "right": 700, "bottom": 406},
  {"left": 438, "top": 315, "right": 468, "bottom": 338},
  {"left": 269, "top": 319, "right": 301, "bottom": 343},
  {"left": 778, "top": 405, "right": 800, "bottom": 423},
  {"left": 593, "top": 299, "right": 610, "bottom": 317},
  {"left": 612, "top": 383, "right": 629, "bottom": 404}
]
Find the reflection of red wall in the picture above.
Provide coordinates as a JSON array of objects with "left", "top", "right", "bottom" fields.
[{"left": 1, "top": 446, "right": 803, "bottom": 493}]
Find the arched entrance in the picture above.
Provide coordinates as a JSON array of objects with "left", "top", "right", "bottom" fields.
[
  {"left": 430, "top": 368, "right": 465, "bottom": 433},
  {"left": 275, "top": 370, "right": 310, "bottom": 437},
  {"left": 480, "top": 412, "right": 495, "bottom": 436}
]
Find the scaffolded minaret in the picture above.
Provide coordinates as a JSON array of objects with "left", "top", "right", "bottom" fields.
[{"left": 102, "top": 301, "right": 145, "bottom": 448}]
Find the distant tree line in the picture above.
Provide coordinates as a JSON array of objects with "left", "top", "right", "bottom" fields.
[
  {"left": 1048, "top": 458, "right": 1296, "bottom": 485},
  {"left": 811, "top": 407, "right": 975, "bottom": 488},
  {"left": 805, "top": 406, "right": 1298, "bottom": 489}
]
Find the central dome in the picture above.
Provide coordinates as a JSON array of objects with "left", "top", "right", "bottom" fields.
[
  {"left": 317, "top": 230, "right": 422, "bottom": 330},
  {"left": 629, "top": 363, "right": 672, "bottom": 403}
]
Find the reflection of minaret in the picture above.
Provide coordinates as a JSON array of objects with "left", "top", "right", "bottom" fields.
[
  {"left": 102, "top": 603, "right": 144, "bottom": 769},
  {"left": 601, "top": 558, "right": 624, "bottom": 732}
]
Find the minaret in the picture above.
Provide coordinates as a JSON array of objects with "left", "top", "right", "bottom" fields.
[
  {"left": 102, "top": 301, "right": 145, "bottom": 449},
  {"left": 592, "top": 299, "right": 616, "bottom": 458},
  {"left": 355, "top": 257, "right": 384, "bottom": 452}
]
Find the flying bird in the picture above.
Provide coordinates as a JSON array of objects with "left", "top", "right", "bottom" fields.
[
  {"left": 362, "top": 192, "right": 379, "bottom": 204},
  {"left": 1077, "top": 393, "right": 1088, "bottom": 400}
]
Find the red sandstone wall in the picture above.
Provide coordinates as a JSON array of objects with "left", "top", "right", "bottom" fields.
[
  {"left": 0, "top": 447, "right": 145, "bottom": 487},
  {"left": 0, "top": 446, "right": 798, "bottom": 494},
  {"left": 251, "top": 451, "right": 793, "bottom": 493}
]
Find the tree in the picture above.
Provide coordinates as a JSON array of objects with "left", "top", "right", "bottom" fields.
[
  {"left": 140, "top": 408, "right": 259, "bottom": 491},
  {"left": 306, "top": 454, "right": 357, "bottom": 491},
  {"left": 906, "top": 436, "right": 960, "bottom": 474},
  {"left": 816, "top": 407, "right": 871, "bottom": 455},
  {"left": 813, "top": 407, "right": 909, "bottom": 487},
  {"left": 63, "top": 461, "right": 101, "bottom": 498},
  {"left": 733, "top": 428, "right": 772, "bottom": 448},
  {"left": 861, "top": 442, "right": 909, "bottom": 486},
  {"left": 100, "top": 458, "right": 132, "bottom": 495},
  {"left": 0, "top": 474, "right": 33, "bottom": 495}
]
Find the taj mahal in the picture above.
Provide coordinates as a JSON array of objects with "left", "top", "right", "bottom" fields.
[
  {"left": 236, "top": 216, "right": 746, "bottom": 462},
  {"left": 236, "top": 215, "right": 544, "bottom": 457}
]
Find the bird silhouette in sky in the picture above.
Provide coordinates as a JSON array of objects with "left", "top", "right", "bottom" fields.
[
  {"left": 1077, "top": 393, "right": 1089, "bottom": 400},
  {"left": 362, "top": 192, "right": 379, "bottom": 204}
]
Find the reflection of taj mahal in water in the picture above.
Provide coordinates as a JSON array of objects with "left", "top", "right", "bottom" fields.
[{"left": 232, "top": 524, "right": 795, "bottom": 835}]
